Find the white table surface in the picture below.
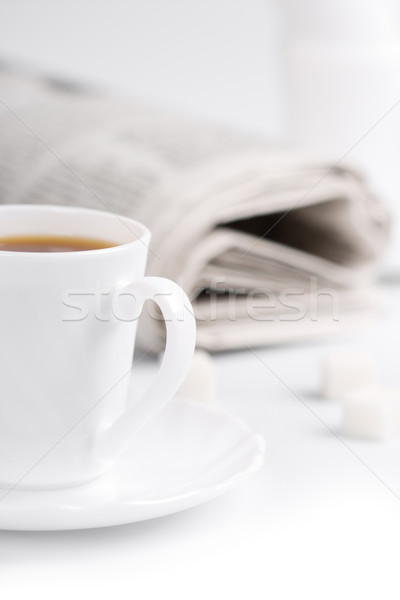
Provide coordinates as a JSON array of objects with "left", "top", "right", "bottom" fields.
[{"left": 1, "top": 283, "right": 400, "bottom": 599}]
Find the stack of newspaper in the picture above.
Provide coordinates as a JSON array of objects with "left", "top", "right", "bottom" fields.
[{"left": 0, "top": 68, "right": 390, "bottom": 350}]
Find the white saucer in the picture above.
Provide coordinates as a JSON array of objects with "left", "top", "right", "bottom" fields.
[{"left": 0, "top": 399, "right": 264, "bottom": 531}]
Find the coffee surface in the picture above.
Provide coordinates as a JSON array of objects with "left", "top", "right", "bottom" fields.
[{"left": 0, "top": 235, "right": 115, "bottom": 252}]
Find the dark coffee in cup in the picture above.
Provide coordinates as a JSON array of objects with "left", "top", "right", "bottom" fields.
[{"left": 0, "top": 235, "right": 115, "bottom": 252}]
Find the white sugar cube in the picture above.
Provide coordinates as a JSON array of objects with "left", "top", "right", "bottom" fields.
[
  {"left": 341, "top": 387, "right": 399, "bottom": 441},
  {"left": 322, "top": 350, "right": 376, "bottom": 400},
  {"left": 176, "top": 349, "right": 215, "bottom": 404}
]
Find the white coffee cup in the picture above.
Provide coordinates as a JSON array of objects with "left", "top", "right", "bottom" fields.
[{"left": 0, "top": 204, "right": 196, "bottom": 489}]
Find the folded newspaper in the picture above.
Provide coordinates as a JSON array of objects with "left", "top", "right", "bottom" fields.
[{"left": 0, "top": 68, "right": 390, "bottom": 351}]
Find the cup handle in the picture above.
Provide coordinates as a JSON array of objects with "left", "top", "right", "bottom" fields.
[{"left": 103, "top": 276, "right": 196, "bottom": 459}]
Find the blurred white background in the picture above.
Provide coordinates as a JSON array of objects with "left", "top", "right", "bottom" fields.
[{"left": 0, "top": 0, "right": 286, "bottom": 139}]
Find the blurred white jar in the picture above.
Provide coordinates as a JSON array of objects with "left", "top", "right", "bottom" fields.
[{"left": 282, "top": 0, "right": 400, "bottom": 271}]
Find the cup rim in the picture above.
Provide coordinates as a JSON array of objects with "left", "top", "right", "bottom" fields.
[{"left": 0, "top": 204, "right": 151, "bottom": 257}]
